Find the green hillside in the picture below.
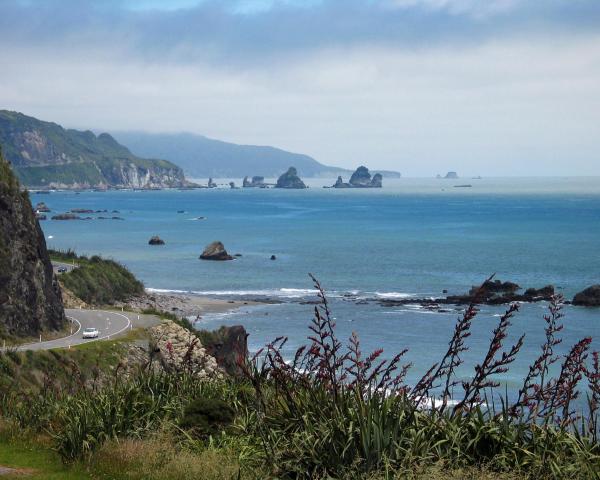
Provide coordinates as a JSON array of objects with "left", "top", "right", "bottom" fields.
[{"left": 0, "top": 110, "right": 188, "bottom": 189}]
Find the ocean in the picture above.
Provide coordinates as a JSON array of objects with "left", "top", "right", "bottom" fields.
[{"left": 33, "top": 177, "right": 600, "bottom": 399}]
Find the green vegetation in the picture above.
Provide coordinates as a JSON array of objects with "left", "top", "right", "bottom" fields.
[
  {"left": 0, "top": 110, "right": 185, "bottom": 187},
  {"left": 0, "top": 341, "right": 125, "bottom": 394},
  {"left": 50, "top": 249, "right": 144, "bottom": 305},
  {"left": 0, "top": 280, "right": 599, "bottom": 478}
]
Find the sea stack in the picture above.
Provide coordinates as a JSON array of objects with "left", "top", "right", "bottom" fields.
[
  {"left": 332, "top": 166, "right": 382, "bottom": 188},
  {"left": 243, "top": 176, "right": 267, "bottom": 188},
  {"left": 200, "top": 241, "right": 234, "bottom": 261},
  {"left": 444, "top": 171, "right": 459, "bottom": 179},
  {"left": 148, "top": 235, "right": 165, "bottom": 245},
  {"left": 275, "top": 167, "right": 307, "bottom": 189}
]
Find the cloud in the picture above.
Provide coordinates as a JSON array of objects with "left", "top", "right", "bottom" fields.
[
  {"left": 1, "top": 0, "right": 600, "bottom": 66},
  {"left": 0, "top": 0, "right": 599, "bottom": 175}
]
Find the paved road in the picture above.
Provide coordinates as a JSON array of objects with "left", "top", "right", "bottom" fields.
[
  {"left": 51, "top": 260, "right": 78, "bottom": 274},
  {"left": 16, "top": 309, "right": 154, "bottom": 351}
]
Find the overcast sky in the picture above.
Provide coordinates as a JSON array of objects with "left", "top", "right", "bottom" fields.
[{"left": 1, "top": 0, "right": 599, "bottom": 176}]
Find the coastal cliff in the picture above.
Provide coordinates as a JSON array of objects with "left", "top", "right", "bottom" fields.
[
  {"left": 0, "top": 110, "right": 190, "bottom": 189},
  {"left": 0, "top": 147, "right": 65, "bottom": 337}
]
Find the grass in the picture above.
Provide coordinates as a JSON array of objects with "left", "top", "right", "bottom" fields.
[
  {"left": 0, "top": 440, "right": 91, "bottom": 479},
  {"left": 49, "top": 249, "right": 144, "bottom": 305}
]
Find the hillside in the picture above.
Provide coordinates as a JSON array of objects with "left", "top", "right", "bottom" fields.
[
  {"left": 0, "top": 147, "right": 65, "bottom": 338},
  {"left": 113, "top": 131, "right": 402, "bottom": 179},
  {"left": 0, "top": 110, "right": 190, "bottom": 189}
]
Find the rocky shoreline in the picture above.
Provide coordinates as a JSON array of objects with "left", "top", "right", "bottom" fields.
[{"left": 116, "top": 291, "right": 273, "bottom": 321}]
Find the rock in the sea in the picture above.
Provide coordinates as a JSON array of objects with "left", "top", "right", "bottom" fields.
[
  {"left": 349, "top": 166, "right": 372, "bottom": 187},
  {"left": 270, "top": 254, "right": 277, "bottom": 260},
  {"left": 208, "top": 178, "right": 217, "bottom": 188},
  {"left": 70, "top": 209, "right": 95, "bottom": 214},
  {"left": 333, "top": 167, "right": 383, "bottom": 188},
  {"left": 444, "top": 171, "right": 459, "bottom": 179},
  {"left": 51, "top": 213, "right": 83, "bottom": 220},
  {"left": 370, "top": 173, "right": 383, "bottom": 188},
  {"left": 229, "top": 181, "right": 238, "bottom": 189},
  {"left": 200, "top": 241, "right": 234, "bottom": 261},
  {"left": 275, "top": 167, "right": 307, "bottom": 189},
  {"left": 333, "top": 176, "right": 346, "bottom": 188},
  {"left": 0, "top": 148, "right": 65, "bottom": 336},
  {"left": 34, "top": 202, "right": 50, "bottom": 212},
  {"left": 148, "top": 235, "right": 165, "bottom": 245},
  {"left": 243, "top": 176, "right": 267, "bottom": 188},
  {"left": 469, "top": 279, "right": 520, "bottom": 297},
  {"left": 573, "top": 285, "right": 600, "bottom": 306},
  {"left": 524, "top": 285, "right": 555, "bottom": 299}
]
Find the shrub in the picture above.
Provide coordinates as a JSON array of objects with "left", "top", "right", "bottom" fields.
[
  {"left": 49, "top": 249, "right": 144, "bottom": 305},
  {"left": 179, "top": 398, "right": 235, "bottom": 439}
]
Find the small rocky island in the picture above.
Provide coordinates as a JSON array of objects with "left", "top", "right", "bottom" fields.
[
  {"left": 331, "top": 166, "right": 382, "bottom": 188},
  {"left": 243, "top": 176, "right": 268, "bottom": 188},
  {"left": 200, "top": 241, "right": 234, "bottom": 261},
  {"left": 34, "top": 202, "right": 50, "bottom": 212},
  {"left": 275, "top": 167, "right": 307, "bottom": 189},
  {"left": 148, "top": 235, "right": 165, "bottom": 245}
]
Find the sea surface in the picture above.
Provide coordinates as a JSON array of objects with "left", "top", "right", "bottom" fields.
[{"left": 33, "top": 177, "right": 600, "bottom": 400}]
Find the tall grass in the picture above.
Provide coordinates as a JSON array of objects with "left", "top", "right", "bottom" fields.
[{"left": 240, "top": 276, "right": 600, "bottom": 478}]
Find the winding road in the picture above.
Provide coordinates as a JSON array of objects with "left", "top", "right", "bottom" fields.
[{"left": 15, "top": 309, "right": 159, "bottom": 351}]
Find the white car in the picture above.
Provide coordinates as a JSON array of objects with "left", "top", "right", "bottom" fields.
[{"left": 82, "top": 327, "right": 99, "bottom": 339}]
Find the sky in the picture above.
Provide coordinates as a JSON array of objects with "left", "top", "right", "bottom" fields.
[{"left": 1, "top": 0, "right": 600, "bottom": 176}]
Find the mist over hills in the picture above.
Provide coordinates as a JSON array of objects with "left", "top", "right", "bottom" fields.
[{"left": 113, "top": 131, "right": 401, "bottom": 179}]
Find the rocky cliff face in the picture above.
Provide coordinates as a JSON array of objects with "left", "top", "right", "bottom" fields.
[
  {"left": 0, "top": 110, "right": 190, "bottom": 189},
  {"left": 0, "top": 148, "right": 65, "bottom": 337}
]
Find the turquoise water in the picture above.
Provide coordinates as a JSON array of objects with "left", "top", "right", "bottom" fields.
[{"left": 33, "top": 177, "right": 600, "bottom": 397}]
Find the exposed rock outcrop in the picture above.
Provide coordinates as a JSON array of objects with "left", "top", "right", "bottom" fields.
[
  {"left": 51, "top": 213, "right": 84, "bottom": 220},
  {"left": 378, "top": 279, "right": 555, "bottom": 308},
  {"left": 0, "top": 147, "right": 65, "bottom": 337},
  {"left": 572, "top": 285, "right": 600, "bottom": 307},
  {"left": 148, "top": 236, "right": 165, "bottom": 245},
  {"left": 275, "top": 167, "right": 307, "bottom": 189},
  {"left": 34, "top": 202, "right": 50, "bottom": 212},
  {"left": 332, "top": 166, "right": 382, "bottom": 188},
  {"left": 444, "top": 171, "right": 459, "bottom": 179},
  {"left": 201, "top": 325, "right": 248, "bottom": 376},
  {"left": 243, "top": 175, "right": 268, "bottom": 188},
  {"left": 148, "top": 321, "right": 220, "bottom": 379},
  {"left": 200, "top": 241, "right": 234, "bottom": 261},
  {"left": 208, "top": 178, "right": 217, "bottom": 188}
]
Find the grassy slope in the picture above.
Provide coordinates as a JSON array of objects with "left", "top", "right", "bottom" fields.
[{"left": 49, "top": 250, "right": 144, "bottom": 305}]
